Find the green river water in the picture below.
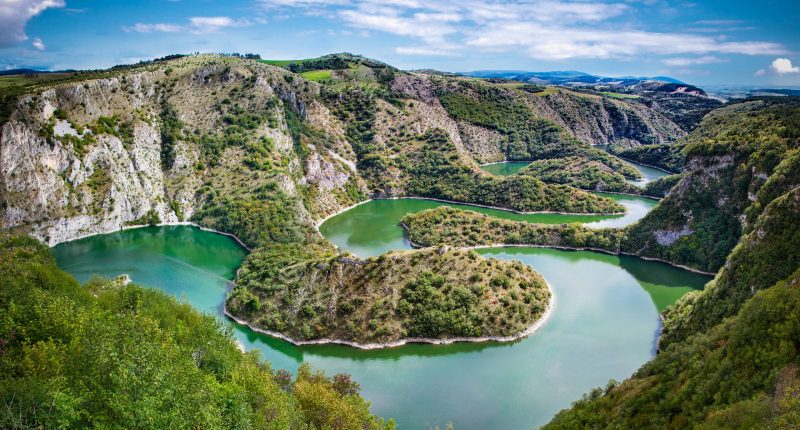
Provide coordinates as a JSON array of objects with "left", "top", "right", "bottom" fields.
[{"left": 53, "top": 195, "right": 709, "bottom": 429}]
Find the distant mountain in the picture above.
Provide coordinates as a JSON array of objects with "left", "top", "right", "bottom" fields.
[
  {"left": 0, "top": 69, "right": 47, "bottom": 76},
  {"left": 461, "top": 70, "right": 685, "bottom": 87},
  {"left": 703, "top": 86, "right": 800, "bottom": 100},
  {"left": 0, "top": 68, "right": 76, "bottom": 76}
]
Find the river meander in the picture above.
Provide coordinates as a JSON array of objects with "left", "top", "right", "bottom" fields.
[{"left": 53, "top": 194, "right": 709, "bottom": 429}]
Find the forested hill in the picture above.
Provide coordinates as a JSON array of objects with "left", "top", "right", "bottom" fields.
[
  {"left": 543, "top": 98, "right": 800, "bottom": 428},
  {"left": 0, "top": 234, "right": 394, "bottom": 429}
]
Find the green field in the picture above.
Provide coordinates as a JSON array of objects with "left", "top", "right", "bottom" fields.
[
  {"left": 300, "top": 69, "right": 333, "bottom": 81},
  {"left": 260, "top": 59, "right": 304, "bottom": 66}
]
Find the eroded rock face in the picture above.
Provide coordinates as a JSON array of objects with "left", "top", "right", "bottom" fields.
[
  {"left": 0, "top": 56, "right": 365, "bottom": 245},
  {"left": 654, "top": 225, "right": 694, "bottom": 246},
  {"left": 0, "top": 118, "right": 178, "bottom": 245}
]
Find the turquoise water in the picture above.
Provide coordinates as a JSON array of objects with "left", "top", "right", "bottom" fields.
[
  {"left": 624, "top": 160, "right": 670, "bottom": 187},
  {"left": 320, "top": 195, "right": 657, "bottom": 258},
  {"left": 53, "top": 197, "right": 709, "bottom": 429}
]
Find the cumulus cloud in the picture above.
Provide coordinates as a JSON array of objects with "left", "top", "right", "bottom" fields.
[
  {"left": 770, "top": 58, "right": 800, "bottom": 74},
  {"left": 32, "top": 37, "right": 45, "bottom": 50},
  {"left": 0, "top": 0, "right": 65, "bottom": 47},
  {"left": 258, "top": 0, "right": 786, "bottom": 61},
  {"left": 123, "top": 16, "right": 255, "bottom": 34},
  {"left": 756, "top": 58, "right": 800, "bottom": 77}
]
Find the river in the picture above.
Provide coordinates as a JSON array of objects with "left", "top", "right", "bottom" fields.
[{"left": 53, "top": 190, "right": 708, "bottom": 429}]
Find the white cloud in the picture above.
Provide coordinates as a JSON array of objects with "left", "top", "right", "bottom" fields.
[
  {"left": 662, "top": 56, "right": 726, "bottom": 66},
  {"left": 755, "top": 58, "right": 800, "bottom": 77},
  {"left": 395, "top": 45, "right": 461, "bottom": 57},
  {"left": 465, "top": 23, "right": 785, "bottom": 60},
  {"left": 123, "top": 16, "right": 255, "bottom": 34},
  {"left": 770, "top": 58, "right": 800, "bottom": 74},
  {"left": 0, "top": 0, "right": 65, "bottom": 47},
  {"left": 32, "top": 37, "right": 45, "bottom": 50},
  {"left": 256, "top": 0, "right": 787, "bottom": 61}
]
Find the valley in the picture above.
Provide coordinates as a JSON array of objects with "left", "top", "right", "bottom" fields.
[{"left": 2, "top": 51, "right": 799, "bottom": 429}]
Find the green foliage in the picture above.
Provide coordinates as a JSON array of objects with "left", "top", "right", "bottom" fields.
[
  {"left": 519, "top": 156, "right": 641, "bottom": 193},
  {"left": 622, "top": 98, "right": 800, "bottom": 273},
  {"left": 192, "top": 182, "right": 315, "bottom": 249},
  {"left": 0, "top": 234, "right": 393, "bottom": 430},
  {"left": 401, "top": 130, "right": 625, "bottom": 213},
  {"left": 301, "top": 70, "right": 333, "bottom": 82},
  {"left": 660, "top": 187, "right": 800, "bottom": 348},
  {"left": 169, "top": 200, "right": 184, "bottom": 221},
  {"left": 228, "top": 247, "right": 549, "bottom": 343},
  {"left": 609, "top": 143, "right": 685, "bottom": 173},
  {"left": 403, "top": 206, "right": 626, "bottom": 252},
  {"left": 124, "top": 209, "right": 161, "bottom": 226},
  {"left": 58, "top": 130, "right": 96, "bottom": 157},
  {"left": 399, "top": 272, "right": 484, "bottom": 337},
  {"left": 642, "top": 173, "right": 684, "bottom": 198},
  {"left": 438, "top": 86, "right": 565, "bottom": 160},
  {"left": 437, "top": 81, "right": 651, "bottom": 175},
  {"left": 159, "top": 103, "right": 183, "bottom": 168}
]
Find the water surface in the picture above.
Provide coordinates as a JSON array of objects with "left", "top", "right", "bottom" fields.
[
  {"left": 321, "top": 195, "right": 657, "bottom": 258},
  {"left": 624, "top": 160, "right": 670, "bottom": 187},
  {"left": 54, "top": 203, "right": 708, "bottom": 430}
]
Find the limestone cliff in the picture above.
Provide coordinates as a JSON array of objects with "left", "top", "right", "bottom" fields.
[{"left": 0, "top": 55, "right": 362, "bottom": 245}]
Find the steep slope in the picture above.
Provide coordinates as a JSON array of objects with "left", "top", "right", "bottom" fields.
[
  {"left": 3, "top": 53, "right": 591, "bottom": 346},
  {"left": 0, "top": 233, "right": 394, "bottom": 429},
  {"left": 540, "top": 98, "right": 800, "bottom": 428},
  {"left": 2, "top": 54, "right": 634, "bottom": 249},
  {"left": 0, "top": 55, "right": 364, "bottom": 245},
  {"left": 621, "top": 98, "right": 800, "bottom": 272}
]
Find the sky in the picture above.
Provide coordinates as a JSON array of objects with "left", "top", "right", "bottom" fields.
[{"left": 1, "top": 0, "right": 799, "bottom": 86}]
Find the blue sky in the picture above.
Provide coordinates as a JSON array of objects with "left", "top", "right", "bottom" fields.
[{"left": 1, "top": 0, "right": 799, "bottom": 86}]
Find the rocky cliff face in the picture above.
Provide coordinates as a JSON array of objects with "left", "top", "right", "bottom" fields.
[
  {"left": 0, "top": 54, "right": 699, "bottom": 246},
  {"left": 621, "top": 99, "right": 800, "bottom": 273},
  {"left": 528, "top": 90, "right": 685, "bottom": 147},
  {"left": 0, "top": 56, "right": 362, "bottom": 245}
]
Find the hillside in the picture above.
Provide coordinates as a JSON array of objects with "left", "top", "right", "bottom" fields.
[
  {"left": 228, "top": 245, "right": 550, "bottom": 345},
  {"left": 462, "top": 70, "right": 722, "bottom": 131},
  {"left": 1, "top": 53, "right": 654, "bottom": 248},
  {"left": 622, "top": 98, "right": 800, "bottom": 273},
  {"left": 400, "top": 97, "right": 800, "bottom": 427},
  {"left": 4, "top": 53, "right": 799, "bottom": 429},
  {"left": 405, "top": 98, "right": 800, "bottom": 274},
  {"left": 0, "top": 233, "right": 394, "bottom": 429},
  {"left": 0, "top": 53, "right": 629, "bottom": 348}
]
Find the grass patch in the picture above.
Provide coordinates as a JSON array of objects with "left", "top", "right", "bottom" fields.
[{"left": 300, "top": 69, "right": 333, "bottom": 82}]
